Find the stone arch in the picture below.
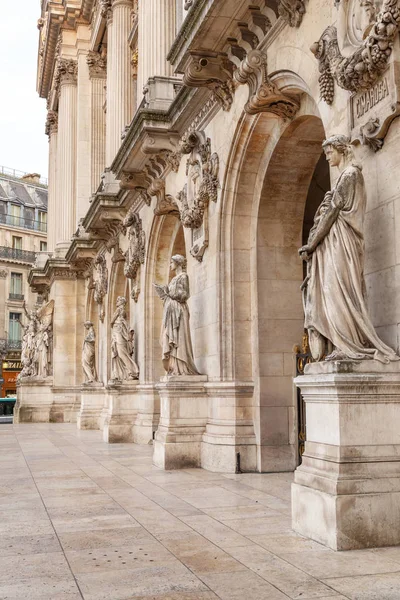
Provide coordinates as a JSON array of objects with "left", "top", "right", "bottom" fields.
[
  {"left": 219, "top": 77, "right": 328, "bottom": 471},
  {"left": 143, "top": 213, "right": 186, "bottom": 382}
]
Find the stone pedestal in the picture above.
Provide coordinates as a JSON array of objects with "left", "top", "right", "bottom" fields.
[
  {"left": 102, "top": 381, "right": 139, "bottom": 443},
  {"left": 201, "top": 381, "right": 257, "bottom": 473},
  {"left": 292, "top": 360, "right": 400, "bottom": 551},
  {"left": 153, "top": 375, "right": 208, "bottom": 470},
  {"left": 133, "top": 384, "right": 160, "bottom": 444},
  {"left": 15, "top": 379, "right": 54, "bottom": 423},
  {"left": 77, "top": 383, "right": 106, "bottom": 430},
  {"left": 15, "top": 380, "right": 80, "bottom": 423}
]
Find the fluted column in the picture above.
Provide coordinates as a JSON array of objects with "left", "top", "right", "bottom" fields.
[
  {"left": 137, "top": 0, "right": 175, "bottom": 95},
  {"left": 45, "top": 110, "right": 58, "bottom": 253},
  {"left": 56, "top": 59, "right": 77, "bottom": 250},
  {"left": 105, "top": 0, "right": 134, "bottom": 166},
  {"left": 88, "top": 51, "right": 107, "bottom": 193}
]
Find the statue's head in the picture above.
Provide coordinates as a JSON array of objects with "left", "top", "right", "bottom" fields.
[
  {"left": 116, "top": 296, "right": 127, "bottom": 307},
  {"left": 84, "top": 320, "right": 93, "bottom": 329},
  {"left": 170, "top": 254, "right": 187, "bottom": 272},
  {"left": 322, "top": 135, "right": 355, "bottom": 168}
]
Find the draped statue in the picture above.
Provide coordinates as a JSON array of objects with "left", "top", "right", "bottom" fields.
[
  {"left": 299, "top": 134, "right": 399, "bottom": 363},
  {"left": 154, "top": 254, "right": 201, "bottom": 376},
  {"left": 82, "top": 321, "right": 98, "bottom": 384},
  {"left": 19, "top": 300, "right": 54, "bottom": 379},
  {"left": 19, "top": 304, "right": 38, "bottom": 378},
  {"left": 110, "top": 296, "right": 139, "bottom": 382}
]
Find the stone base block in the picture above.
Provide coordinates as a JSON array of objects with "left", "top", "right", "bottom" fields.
[
  {"left": 292, "top": 483, "right": 400, "bottom": 551},
  {"left": 201, "top": 439, "right": 256, "bottom": 473},
  {"left": 153, "top": 375, "right": 208, "bottom": 470},
  {"left": 132, "top": 384, "right": 160, "bottom": 445},
  {"left": 292, "top": 360, "right": 400, "bottom": 551},
  {"left": 15, "top": 379, "right": 54, "bottom": 423},
  {"left": 103, "top": 381, "right": 139, "bottom": 443},
  {"left": 77, "top": 384, "right": 106, "bottom": 430}
]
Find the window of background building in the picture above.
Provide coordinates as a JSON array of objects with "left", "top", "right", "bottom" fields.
[
  {"left": 10, "top": 204, "right": 21, "bottom": 227},
  {"left": 8, "top": 312, "right": 21, "bottom": 341},
  {"left": 24, "top": 207, "right": 35, "bottom": 229},
  {"left": 40, "top": 241, "right": 47, "bottom": 252},
  {"left": 10, "top": 273, "right": 22, "bottom": 296},
  {"left": 12, "top": 236, "right": 22, "bottom": 250},
  {"left": 38, "top": 211, "right": 47, "bottom": 232}
]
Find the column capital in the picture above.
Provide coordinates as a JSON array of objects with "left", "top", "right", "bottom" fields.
[
  {"left": 45, "top": 110, "right": 58, "bottom": 136},
  {"left": 56, "top": 58, "right": 78, "bottom": 88},
  {"left": 87, "top": 51, "right": 107, "bottom": 79}
]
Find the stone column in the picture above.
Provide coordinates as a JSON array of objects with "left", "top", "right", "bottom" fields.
[
  {"left": 105, "top": 0, "right": 134, "bottom": 166},
  {"left": 87, "top": 51, "right": 107, "bottom": 194},
  {"left": 137, "top": 0, "right": 175, "bottom": 98},
  {"left": 45, "top": 110, "right": 58, "bottom": 253},
  {"left": 76, "top": 49, "right": 91, "bottom": 223},
  {"left": 56, "top": 58, "right": 78, "bottom": 252}
]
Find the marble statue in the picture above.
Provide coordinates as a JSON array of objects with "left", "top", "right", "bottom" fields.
[
  {"left": 34, "top": 300, "right": 55, "bottom": 378},
  {"left": 299, "top": 134, "right": 399, "bottom": 363},
  {"left": 110, "top": 296, "right": 139, "bottom": 382},
  {"left": 154, "top": 254, "right": 201, "bottom": 375},
  {"left": 19, "top": 304, "right": 38, "bottom": 378},
  {"left": 82, "top": 321, "right": 98, "bottom": 383}
]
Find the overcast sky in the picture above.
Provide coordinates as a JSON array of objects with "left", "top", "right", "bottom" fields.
[{"left": 0, "top": 2, "right": 48, "bottom": 179}]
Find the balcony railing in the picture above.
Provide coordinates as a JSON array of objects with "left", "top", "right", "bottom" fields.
[
  {"left": 7, "top": 340, "right": 22, "bottom": 350},
  {"left": 0, "top": 246, "right": 37, "bottom": 264},
  {"left": 9, "top": 293, "right": 24, "bottom": 301},
  {"left": 0, "top": 214, "right": 47, "bottom": 233},
  {"left": 0, "top": 166, "right": 48, "bottom": 186}
]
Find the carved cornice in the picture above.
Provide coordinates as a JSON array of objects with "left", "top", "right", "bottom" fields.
[
  {"left": 182, "top": 51, "right": 235, "bottom": 111},
  {"left": 87, "top": 50, "right": 107, "bottom": 79},
  {"left": 45, "top": 110, "right": 58, "bottom": 136},
  {"left": 311, "top": 0, "right": 400, "bottom": 104},
  {"left": 234, "top": 49, "right": 300, "bottom": 118}
]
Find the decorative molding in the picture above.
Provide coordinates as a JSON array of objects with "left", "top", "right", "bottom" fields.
[
  {"left": 100, "top": 0, "right": 112, "bottom": 20},
  {"left": 183, "top": 51, "right": 235, "bottom": 111},
  {"left": 311, "top": 0, "right": 400, "bottom": 104},
  {"left": 233, "top": 49, "right": 300, "bottom": 118},
  {"left": 45, "top": 110, "right": 58, "bottom": 136},
  {"left": 0, "top": 269, "right": 7, "bottom": 279},
  {"left": 87, "top": 50, "right": 107, "bottom": 79},
  {"left": 122, "top": 208, "right": 145, "bottom": 301}
]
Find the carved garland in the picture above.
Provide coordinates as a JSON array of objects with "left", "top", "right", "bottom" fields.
[{"left": 312, "top": 0, "right": 400, "bottom": 104}]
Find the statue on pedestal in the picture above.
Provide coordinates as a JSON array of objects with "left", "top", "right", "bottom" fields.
[
  {"left": 154, "top": 254, "right": 201, "bottom": 375},
  {"left": 299, "top": 134, "right": 399, "bottom": 363},
  {"left": 34, "top": 300, "right": 54, "bottom": 378},
  {"left": 19, "top": 304, "right": 38, "bottom": 378},
  {"left": 110, "top": 296, "right": 139, "bottom": 382},
  {"left": 82, "top": 321, "right": 98, "bottom": 384}
]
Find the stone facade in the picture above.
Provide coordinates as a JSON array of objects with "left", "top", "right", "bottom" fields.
[{"left": 21, "top": 0, "right": 400, "bottom": 489}]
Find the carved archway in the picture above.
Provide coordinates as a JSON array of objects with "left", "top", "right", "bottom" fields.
[{"left": 219, "top": 79, "right": 327, "bottom": 471}]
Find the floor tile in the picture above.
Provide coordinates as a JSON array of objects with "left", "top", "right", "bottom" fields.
[{"left": 323, "top": 572, "right": 400, "bottom": 599}]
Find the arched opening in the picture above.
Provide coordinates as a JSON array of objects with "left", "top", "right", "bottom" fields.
[
  {"left": 148, "top": 214, "right": 186, "bottom": 381},
  {"left": 255, "top": 116, "right": 329, "bottom": 471}
]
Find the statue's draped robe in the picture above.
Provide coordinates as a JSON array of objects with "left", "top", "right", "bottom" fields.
[
  {"left": 161, "top": 273, "right": 200, "bottom": 375},
  {"left": 82, "top": 329, "right": 97, "bottom": 382},
  {"left": 305, "top": 165, "right": 398, "bottom": 363},
  {"left": 111, "top": 308, "right": 139, "bottom": 380}
]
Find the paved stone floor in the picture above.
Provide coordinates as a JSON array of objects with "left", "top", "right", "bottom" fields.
[{"left": 1, "top": 425, "right": 400, "bottom": 600}]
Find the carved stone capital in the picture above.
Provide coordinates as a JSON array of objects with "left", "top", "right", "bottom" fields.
[
  {"left": 100, "top": 0, "right": 112, "bottom": 20},
  {"left": 234, "top": 50, "right": 299, "bottom": 118},
  {"left": 45, "top": 110, "right": 58, "bottom": 136},
  {"left": 56, "top": 58, "right": 78, "bottom": 87},
  {"left": 183, "top": 51, "right": 235, "bottom": 112},
  {"left": 87, "top": 51, "right": 107, "bottom": 79}
]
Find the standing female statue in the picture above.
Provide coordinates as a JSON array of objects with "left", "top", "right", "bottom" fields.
[
  {"left": 155, "top": 254, "right": 200, "bottom": 375},
  {"left": 299, "top": 134, "right": 398, "bottom": 363},
  {"left": 110, "top": 296, "right": 139, "bottom": 381},
  {"left": 82, "top": 321, "right": 98, "bottom": 383}
]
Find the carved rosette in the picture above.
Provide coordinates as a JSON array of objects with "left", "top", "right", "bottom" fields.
[
  {"left": 122, "top": 208, "right": 146, "bottom": 301},
  {"left": 45, "top": 110, "right": 58, "bottom": 136},
  {"left": 183, "top": 51, "right": 235, "bottom": 111},
  {"left": 312, "top": 0, "right": 400, "bottom": 103},
  {"left": 87, "top": 51, "right": 107, "bottom": 79},
  {"left": 234, "top": 50, "right": 300, "bottom": 118}
]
